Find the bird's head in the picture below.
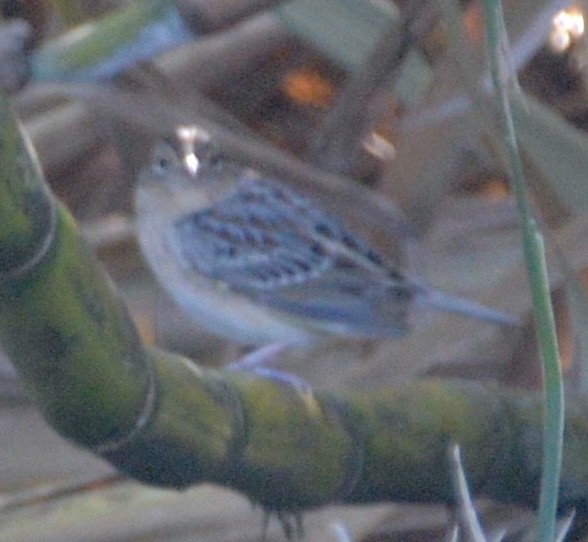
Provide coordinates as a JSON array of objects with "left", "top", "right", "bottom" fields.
[{"left": 136, "top": 125, "right": 239, "bottom": 216}]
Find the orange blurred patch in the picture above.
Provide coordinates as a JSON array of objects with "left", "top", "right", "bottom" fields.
[
  {"left": 463, "top": 3, "right": 484, "bottom": 45},
  {"left": 478, "top": 177, "right": 510, "bottom": 201},
  {"left": 280, "top": 68, "right": 334, "bottom": 108}
]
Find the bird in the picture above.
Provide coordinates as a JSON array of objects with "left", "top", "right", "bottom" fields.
[{"left": 134, "top": 125, "right": 516, "bottom": 346}]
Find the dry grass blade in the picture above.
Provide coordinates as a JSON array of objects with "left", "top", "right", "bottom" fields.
[{"left": 449, "top": 444, "right": 488, "bottom": 542}]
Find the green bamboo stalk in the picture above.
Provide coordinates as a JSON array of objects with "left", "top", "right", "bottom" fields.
[
  {"left": 0, "top": 96, "right": 151, "bottom": 448},
  {"left": 481, "top": 2, "right": 564, "bottom": 541},
  {"left": 1, "top": 91, "right": 587, "bottom": 525}
]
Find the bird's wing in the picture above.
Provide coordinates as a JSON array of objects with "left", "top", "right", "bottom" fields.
[{"left": 168, "top": 178, "right": 413, "bottom": 337}]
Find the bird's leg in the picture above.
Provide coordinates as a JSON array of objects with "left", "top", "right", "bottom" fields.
[{"left": 226, "top": 343, "right": 311, "bottom": 392}]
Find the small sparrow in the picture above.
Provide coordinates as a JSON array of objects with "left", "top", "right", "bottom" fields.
[{"left": 135, "top": 126, "right": 515, "bottom": 346}]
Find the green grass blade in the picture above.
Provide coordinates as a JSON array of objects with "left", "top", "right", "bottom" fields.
[{"left": 481, "top": 2, "right": 564, "bottom": 541}]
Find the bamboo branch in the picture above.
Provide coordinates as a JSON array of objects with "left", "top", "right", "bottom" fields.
[{"left": 0, "top": 98, "right": 151, "bottom": 447}]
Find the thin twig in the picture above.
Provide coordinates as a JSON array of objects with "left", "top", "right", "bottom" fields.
[
  {"left": 175, "top": 0, "right": 291, "bottom": 34},
  {"left": 307, "top": 0, "right": 432, "bottom": 175},
  {"left": 0, "top": 472, "right": 124, "bottom": 514}
]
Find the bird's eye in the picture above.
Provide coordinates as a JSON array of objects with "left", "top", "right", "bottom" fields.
[
  {"left": 150, "top": 143, "right": 178, "bottom": 176},
  {"left": 155, "top": 157, "right": 169, "bottom": 172}
]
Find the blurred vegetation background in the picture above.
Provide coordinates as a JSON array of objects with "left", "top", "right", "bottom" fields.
[{"left": 2, "top": 0, "right": 588, "bottom": 540}]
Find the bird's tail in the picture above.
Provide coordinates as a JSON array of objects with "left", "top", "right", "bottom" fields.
[{"left": 419, "top": 287, "right": 517, "bottom": 326}]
